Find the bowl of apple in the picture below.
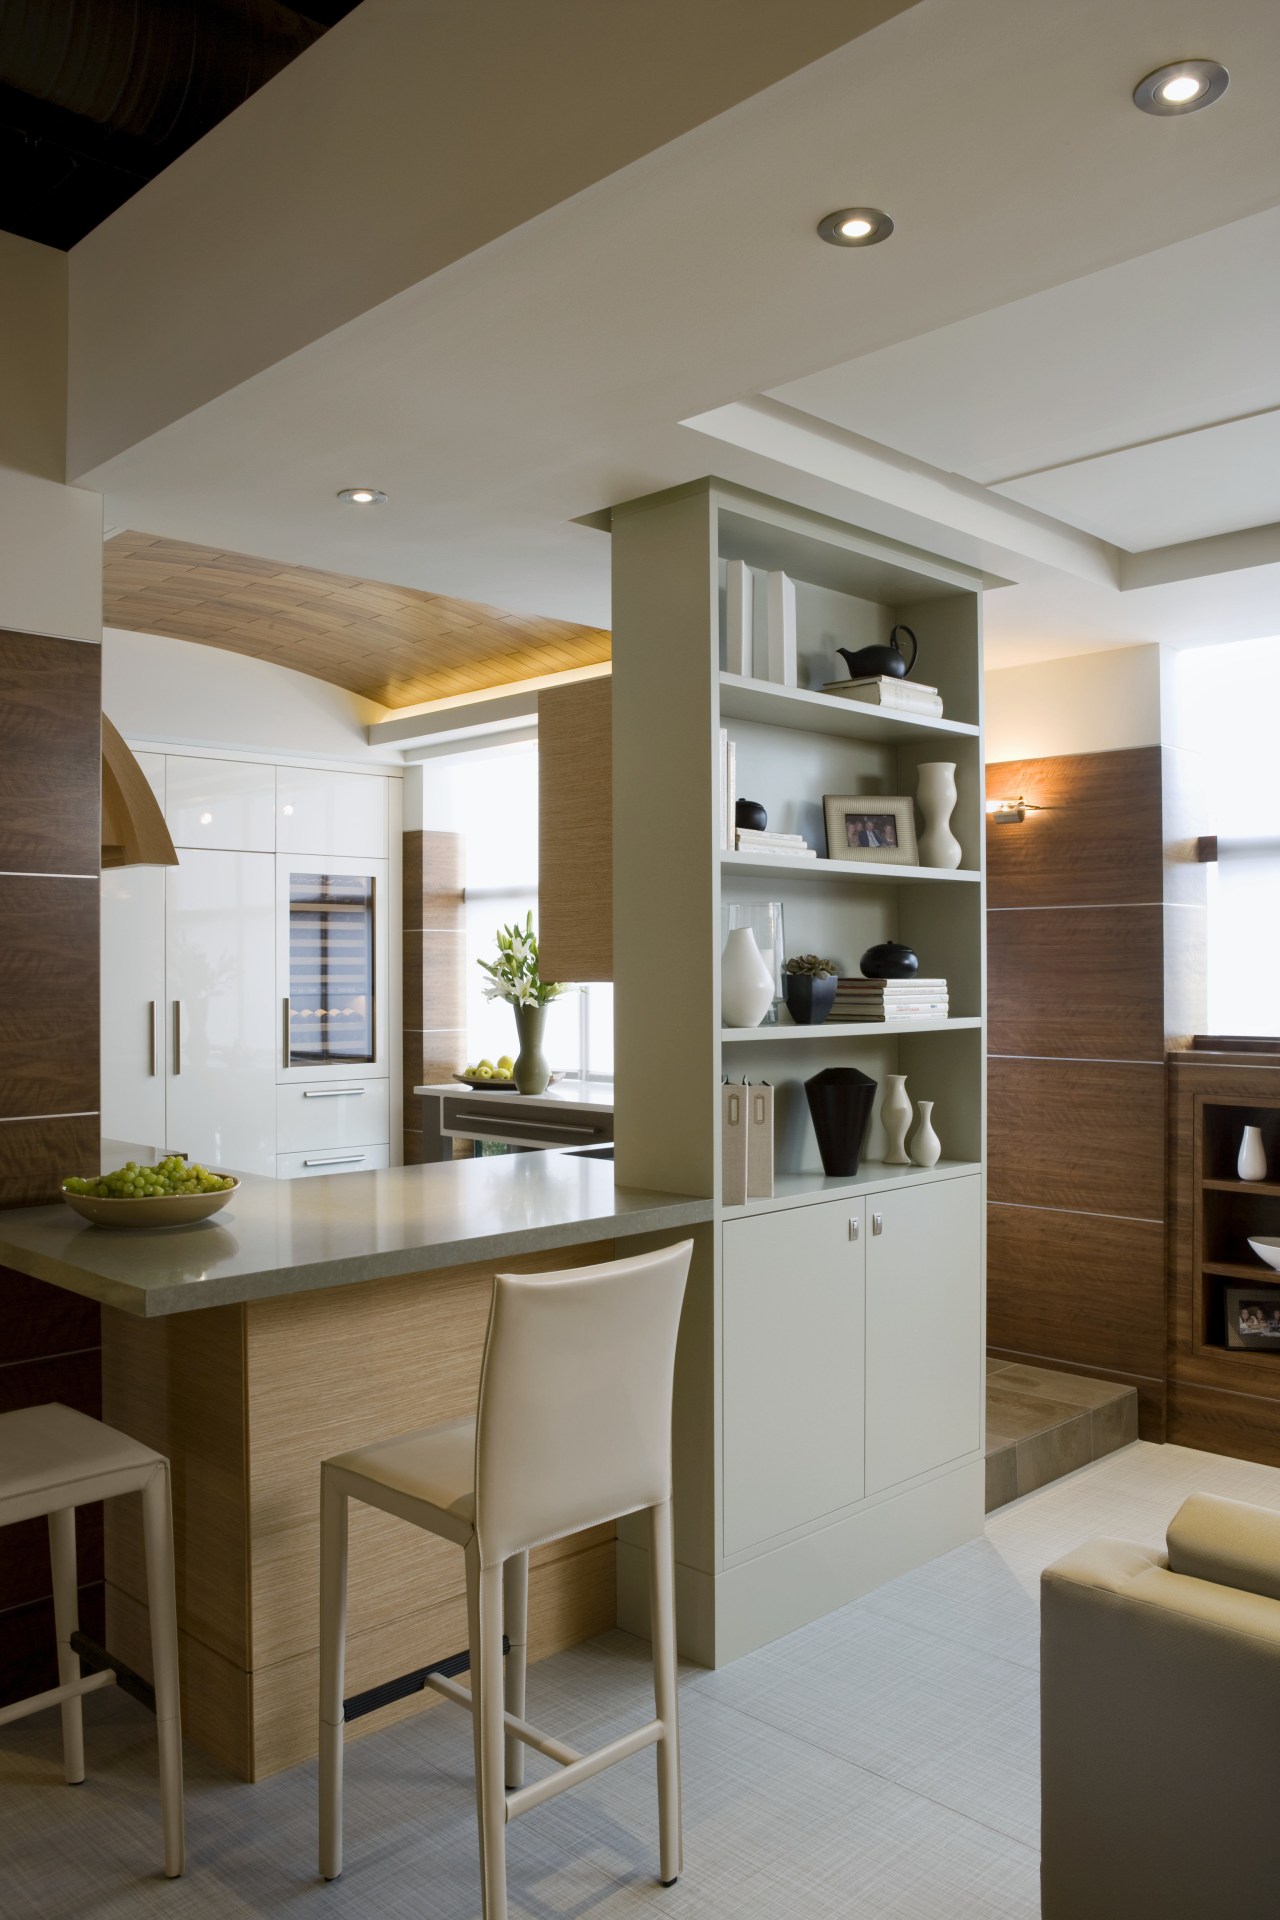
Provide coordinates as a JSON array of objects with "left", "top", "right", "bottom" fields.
[
  {"left": 453, "top": 1056, "right": 519, "bottom": 1091},
  {"left": 62, "top": 1158, "right": 239, "bottom": 1228}
]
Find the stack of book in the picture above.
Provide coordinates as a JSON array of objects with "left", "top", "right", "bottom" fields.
[
  {"left": 821, "top": 675, "right": 944, "bottom": 717},
  {"left": 735, "top": 827, "right": 815, "bottom": 860},
  {"left": 829, "top": 977, "right": 949, "bottom": 1022}
]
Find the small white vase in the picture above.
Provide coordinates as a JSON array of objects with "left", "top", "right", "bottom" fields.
[
  {"left": 909, "top": 1099, "right": 941, "bottom": 1168},
  {"left": 916, "top": 761, "right": 962, "bottom": 870},
  {"left": 721, "top": 927, "right": 774, "bottom": 1029},
  {"left": 1239, "top": 1125, "right": 1268, "bottom": 1182},
  {"left": 881, "top": 1074, "right": 912, "bottom": 1165}
]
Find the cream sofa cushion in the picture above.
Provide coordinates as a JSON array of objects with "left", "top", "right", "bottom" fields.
[{"left": 1166, "top": 1490, "right": 1280, "bottom": 1604}]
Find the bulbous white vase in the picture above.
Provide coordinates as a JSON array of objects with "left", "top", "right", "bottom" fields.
[
  {"left": 1239, "top": 1125, "right": 1268, "bottom": 1182},
  {"left": 722, "top": 927, "right": 774, "bottom": 1029},
  {"left": 881, "top": 1074, "right": 912, "bottom": 1165},
  {"left": 909, "top": 1099, "right": 941, "bottom": 1168},
  {"left": 916, "top": 761, "right": 962, "bottom": 869}
]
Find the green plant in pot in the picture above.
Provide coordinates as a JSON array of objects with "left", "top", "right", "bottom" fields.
[
  {"left": 477, "top": 913, "right": 566, "bottom": 1094},
  {"left": 783, "top": 954, "right": 839, "bottom": 1025}
]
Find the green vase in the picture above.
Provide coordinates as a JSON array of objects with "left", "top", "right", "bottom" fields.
[{"left": 513, "top": 1003, "right": 549, "bottom": 1096}]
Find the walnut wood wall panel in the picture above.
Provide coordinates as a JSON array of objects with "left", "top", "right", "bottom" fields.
[
  {"left": 985, "top": 746, "right": 1190, "bottom": 1441},
  {"left": 0, "top": 629, "right": 103, "bottom": 1705},
  {"left": 538, "top": 676, "right": 613, "bottom": 983},
  {"left": 402, "top": 829, "right": 466, "bottom": 1164},
  {"left": 105, "top": 532, "right": 611, "bottom": 709}
]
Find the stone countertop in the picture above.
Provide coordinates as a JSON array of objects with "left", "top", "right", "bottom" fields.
[{"left": 0, "top": 1153, "right": 711, "bottom": 1319}]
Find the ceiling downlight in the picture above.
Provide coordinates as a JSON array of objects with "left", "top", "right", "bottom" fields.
[
  {"left": 817, "top": 207, "right": 894, "bottom": 248},
  {"left": 1133, "top": 60, "right": 1229, "bottom": 115},
  {"left": 337, "top": 487, "right": 388, "bottom": 506}
]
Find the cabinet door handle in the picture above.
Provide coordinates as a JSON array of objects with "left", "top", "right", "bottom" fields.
[
  {"left": 849, "top": 1216, "right": 860, "bottom": 1241},
  {"left": 872, "top": 1211, "right": 884, "bottom": 1236},
  {"left": 302, "top": 1087, "right": 365, "bottom": 1099},
  {"left": 172, "top": 1001, "right": 182, "bottom": 1075},
  {"left": 282, "top": 996, "right": 291, "bottom": 1068},
  {"left": 302, "top": 1152, "right": 367, "bottom": 1168},
  {"left": 148, "top": 1001, "right": 158, "bottom": 1077}
]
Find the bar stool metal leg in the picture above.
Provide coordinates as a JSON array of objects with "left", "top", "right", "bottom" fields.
[
  {"left": 318, "top": 1470, "right": 348, "bottom": 1882},
  {"left": 467, "top": 1539, "right": 509, "bottom": 1920},
  {"left": 141, "top": 1463, "right": 185, "bottom": 1879},
  {"left": 47, "top": 1506, "right": 85, "bottom": 1786},
  {"left": 648, "top": 1499, "right": 682, "bottom": 1887},
  {"left": 502, "top": 1550, "right": 529, "bottom": 1790}
]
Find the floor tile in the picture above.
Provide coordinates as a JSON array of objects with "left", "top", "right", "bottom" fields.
[
  {"left": 986, "top": 1444, "right": 1019, "bottom": 1511},
  {"left": 996, "top": 1363, "right": 1131, "bottom": 1412},
  {"left": 987, "top": 1377, "right": 1086, "bottom": 1445},
  {"left": 1016, "top": 1411, "right": 1093, "bottom": 1496},
  {"left": 1092, "top": 1392, "right": 1139, "bottom": 1456}
]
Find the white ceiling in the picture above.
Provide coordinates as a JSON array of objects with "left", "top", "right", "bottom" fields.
[{"left": 70, "top": 0, "right": 1280, "bottom": 674}]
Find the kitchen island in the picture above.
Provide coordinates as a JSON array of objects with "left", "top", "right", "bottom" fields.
[{"left": 0, "top": 1153, "right": 711, "bottom": 1780}]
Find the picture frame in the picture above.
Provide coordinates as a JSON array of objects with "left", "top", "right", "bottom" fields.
[
  {"left": 822, "top": 794, "right": 918, "bottom": 865},
  {"left": 1224, "top": 1286, "right": 1280, "bottom": 1351}
]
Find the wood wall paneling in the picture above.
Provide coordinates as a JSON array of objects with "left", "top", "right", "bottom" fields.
[
  {"left": 985, "top": 747, "right": 1163, "bottom": 910},
  {"left": 987, "top": 1203, "right": 1167, "bottom": 1383},
  {"left": 402, "top": 830, "right": 466, "bottom": 1162},
  {"left": 988, "top": 1057, "right": 1165, "bottom": 1219},
  {"left": 1167, "top": 1381, "right": 1280, "bottom": 1470},
  {"left": 0, "top": 1113, "right": 101, "bottom": 1209},
  {"left": 0, "top": 875, "right": 99, "bottom": 1119},
  {"left": 987, "top": 904, "right": 1165, "bottom": 1061},
  {"left": 0, "top": 628, "right": 101, "bottom": 875},
  {"left": 538, "top": 676, "right": 613, "bottom": 983}
]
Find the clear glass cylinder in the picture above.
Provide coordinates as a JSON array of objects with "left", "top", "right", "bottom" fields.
[{"left": 722, "top": 900, "right": 785, "bottom": 1024}]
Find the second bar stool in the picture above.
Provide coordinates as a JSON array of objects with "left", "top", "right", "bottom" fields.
[{"left": 319, "top": 1238, "right": 693, "bottom": 1919}]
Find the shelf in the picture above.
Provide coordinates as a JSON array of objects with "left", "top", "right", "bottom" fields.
[
  {"left": 1203, "top": 1178, "right": 1280, "bottom": 1196},
  {"left": 722, "top": 1016, "right": 982, "bottom": 1043},
  {"left": 1204, "top": 1261, "right": 1280, "bottom": 1283},
  {"left": 721, "top": 849, "right": 980, "bottom": 885},
  {"left": 721, "top": 1159, "right": 982, "bottom": 1220},
  {"left": 718, "top": 673, "right": 979, "bottom": 744}
]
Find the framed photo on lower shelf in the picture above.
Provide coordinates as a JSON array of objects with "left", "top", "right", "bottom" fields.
[
  {"left": 823, "top": 793, "right": 918, "bottom": 865},
  {"left": 1224, "top": 1284, "right": 1280, "bottom": 1350}
]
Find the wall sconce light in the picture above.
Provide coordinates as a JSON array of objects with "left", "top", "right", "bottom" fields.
[{"left": 985, "top": 796, "right": 1051, "bottom": 826}]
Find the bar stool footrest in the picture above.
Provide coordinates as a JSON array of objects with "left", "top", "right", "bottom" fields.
[
  {"left": 70, "top": 1631, "right": 156, "bottom": 1716},
  {"left": 343, "top": 1636, "right": 510, "bottom": 1724}
]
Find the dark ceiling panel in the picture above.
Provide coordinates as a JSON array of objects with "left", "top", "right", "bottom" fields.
[{"left": 0, "top": 0, "right": 362, "bottom": 251}]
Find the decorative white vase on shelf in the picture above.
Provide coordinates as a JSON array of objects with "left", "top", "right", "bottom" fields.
[
  {"left": 881, "top": 1074, "right": 912, "bottom": 1165},
  {"left": 909, "top": 1100, "right": 941, "bottom": 1168},
  {"left": 916, "top": 761, "right": 962, "bottom": 870},
  {"left": 1239, "top": 1125, "right": 1268, "bottom": 1182},
  {"left": 721, "top": 927, "right": 775, "bottom": 1029}
]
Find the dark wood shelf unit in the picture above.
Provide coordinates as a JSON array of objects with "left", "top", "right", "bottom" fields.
[
  {"left": 1203, "top": 1261, "right": 1280, "bottom": 1284},
  {"left": 1202, "top": 1177, "right": 1280, "bottom": 1196}
]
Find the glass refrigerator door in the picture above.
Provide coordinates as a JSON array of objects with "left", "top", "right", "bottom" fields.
[{"left": 286, "top": 871, "right": 376, "bottom": 1067}]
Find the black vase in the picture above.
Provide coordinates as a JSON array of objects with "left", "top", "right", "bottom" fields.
[
  {"left": 805, "top": 1067, "right": 877, "bottom": 1177},
  {"left": 783, "top": 972, "right": 837, "bottom": 1025},
  {"left": 860, "top": 941, "right": 919, "bottom": 980},
  {"left": 736, "top": 798, "right": 768, "bottom": 832}
]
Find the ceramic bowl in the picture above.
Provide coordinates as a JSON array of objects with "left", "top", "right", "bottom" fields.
[
  {"left": 452, "top": 1073, "right": 518, "bottom": 1092},
  {"left": 61, "top": 1182, "right": 238, "bottom": 1229},
  {"left": 1248, "top": 1237, "right": 1280, "bottom": 1272}
]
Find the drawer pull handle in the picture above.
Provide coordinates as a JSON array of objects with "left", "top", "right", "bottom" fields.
[
  {"left": 302, "top": 1087, "right": 366, "bottom": 1099},
  {"left": 302, "top": 1152, "right": 368, "bottom": 1167}
]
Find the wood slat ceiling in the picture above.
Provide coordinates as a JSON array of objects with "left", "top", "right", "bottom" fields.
[{"left": 103, "top": 530, "right": 611, "bottom": 709}]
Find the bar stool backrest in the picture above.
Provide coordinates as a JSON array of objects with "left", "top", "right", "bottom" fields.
[{"left": 473, "top": 1239, "right": 693, "bottom": 1566}]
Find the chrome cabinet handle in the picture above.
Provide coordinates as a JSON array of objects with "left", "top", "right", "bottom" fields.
[
  {"left": 302, "top": 1087, "right": 366, "bottom": 1099},
  {"left": 849, "top": 1217, "right": 860, "bottom": 1241},
  {"left": 302, "top": 1152, "right": 367, "bottom": 1167},
  {"left": 872, "top": 1211, "right": 884, "bottom": 1236},
  {"left": 172, "top": 1001, "right": 182, "bottom": 1075},
  {"left": 282, "top": 996, "right": 291, "bottom": 1068},
  {"left": 148, "top": 1001, "right": 158, "bottom": 1077}
]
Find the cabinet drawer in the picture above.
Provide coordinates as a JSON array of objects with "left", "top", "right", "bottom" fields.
[
  {"left": 276, "top": 1080, "right": 390, "bottom": 1152},
  {"left": 276, "top": 1144, "right": 390, "bottom": 1180},
  {"left": 439, "top": 1096, "right": 612, "bottom": 1151}
]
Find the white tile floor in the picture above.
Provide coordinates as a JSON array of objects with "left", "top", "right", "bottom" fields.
[{"left": 6, "top": 1438, "right": 1280, "bottom": 1919}]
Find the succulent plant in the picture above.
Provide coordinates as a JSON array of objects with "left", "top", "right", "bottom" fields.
[{"left": 784, "top": 953, "right": 838, "bottom": 978}]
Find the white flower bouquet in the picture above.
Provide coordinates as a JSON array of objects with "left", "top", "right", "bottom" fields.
[{"left": 477, "top": 912, "right": 565, "bottom": 1008}]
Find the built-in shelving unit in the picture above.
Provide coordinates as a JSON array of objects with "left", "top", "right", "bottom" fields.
[{"left": 611, "top": 478, "right": 987, "bottom": 1666}]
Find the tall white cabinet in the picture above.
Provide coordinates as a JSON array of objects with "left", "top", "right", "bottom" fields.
[
  {"left": 101, "top": 751, "right": 399, "bottom": 1178},
  {"left": 610, "top": 480, "right": 987, "bottom": 1666}
]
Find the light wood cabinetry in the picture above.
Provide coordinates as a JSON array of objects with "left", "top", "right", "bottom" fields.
[
  {"left": 538, "top": 674, "right": 612, "bottom": 982},
  {"left": 610, "top": 480, "right": 986, "bottom": 1664}
]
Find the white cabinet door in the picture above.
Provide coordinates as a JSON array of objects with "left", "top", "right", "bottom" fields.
[
  {"left": 100, "top": 866, "right": 166, "bottom": 1151},
  {"left": 865, "top": 1175, "right": 982, "bottom": 1496},
  {"left": 276, "top": 769, "right": 388, "bottom": 858},
  {"left": 166, "top": 756, "right": 275, "bottom": 852},
  {"left": 723, "top": 1199, "right": 865, "bottom": 1556},
  {"left": 165, "top": 849, "right": 277, "bottom": 1174}
]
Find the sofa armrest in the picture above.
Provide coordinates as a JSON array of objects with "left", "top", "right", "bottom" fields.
[{"left": 1167, "top": 1491, "right": 1280, "bottom": 1604}]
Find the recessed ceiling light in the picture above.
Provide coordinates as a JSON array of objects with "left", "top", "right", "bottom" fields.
[
  {"left": 817, "top": 207, "right": 894, "bottom": 248},
  {"left": 1133, "top": 59, "right": 1229, "bottom": 115},
  {"left": 337, "top": 487, "right": 387, "bottom": 506}
]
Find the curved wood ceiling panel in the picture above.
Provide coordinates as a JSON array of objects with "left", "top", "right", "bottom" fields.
[{"left": 103, "top": 530, "right": 611, "bottom": 709}]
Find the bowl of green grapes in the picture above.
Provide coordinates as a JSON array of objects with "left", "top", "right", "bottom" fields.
[{"left": 62, "top": 1158, "right": 239, "bottom": 1228}]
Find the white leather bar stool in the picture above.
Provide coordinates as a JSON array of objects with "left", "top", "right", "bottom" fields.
[
  {"left": 319, "top": 1238, "right": 693, "bottom": 1918},
  {"left": 0, "top": 1402, "right": 185, "bottom": 1878}
]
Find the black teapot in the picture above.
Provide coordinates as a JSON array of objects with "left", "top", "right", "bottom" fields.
[{"left": 836, "top": 623, "right": 918, "bottom": 682}]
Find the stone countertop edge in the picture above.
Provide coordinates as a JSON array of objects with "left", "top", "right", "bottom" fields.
[{"left": 0, "top": 1189, "right": 712, "bottom": 1319}]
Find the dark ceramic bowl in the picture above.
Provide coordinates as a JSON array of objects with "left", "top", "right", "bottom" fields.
[{"left": 859, "top": 941, "right": 919, "bottom": 980}]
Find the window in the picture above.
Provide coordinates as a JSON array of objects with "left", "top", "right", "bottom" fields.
[{"left": 421, "top": 739, "right": 613, "bottom": 1076}]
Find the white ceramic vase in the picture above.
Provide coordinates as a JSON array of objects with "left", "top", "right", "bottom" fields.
[
  {"left": 909, "top": 1099, "right": 941, "bottom": 1168},
  {"left": 916, "top": 761, "right": 962, "bottom": 869},
  {"left": 881, "top": 1074, "right": 912, "bottom": 1165},
  {"left": 722, "top": 926, "right": 775, "bottom": 1029},
  {"left": 1239, "top": 1125, "right": 1268, "bottom": 1182}
]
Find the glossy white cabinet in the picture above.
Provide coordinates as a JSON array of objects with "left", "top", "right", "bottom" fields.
[
  {"left": 100, "top": 864, "right": 166, "bottom": 1149},
  {"left": 165, "top": 849, "right": 277, "bottom": 1174},
  {"left": 166, "top": 756, "right": 275, "bottom": 852},
  {"left": 276, "top": 768, "right": 388, "bottom": 858},
  {"left": 276, "top": 1079, "right": 390, "bottom": 1153},
  {"left": 865, "top": 1175, "right": 983, "bottom": 1496},
  {"left": 722, "top": 1199, "right": 865, "bottom": 1555},
  {"left": 276, "top": 1144, "right": 390, "bottom": 1180}
]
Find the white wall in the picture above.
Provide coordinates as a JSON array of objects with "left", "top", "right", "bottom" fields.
[
  {"left": 103, "top": 627, "right": 396, "bottom": 764},
  {"left": 984, "top": 643, "right": 1161, "bottom": 763}
]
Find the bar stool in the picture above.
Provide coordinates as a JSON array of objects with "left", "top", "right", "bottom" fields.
[
  {"left": 319, "top": 1238, "right": 693, "bottom": 1918},
  {"left": 0, "top": 1402, "right": 185, "bottom": 1878}
]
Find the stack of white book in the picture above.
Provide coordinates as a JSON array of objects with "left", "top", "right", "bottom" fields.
[
  {"left": 735, "top": 827, "right": 815, "bottom": 860},
  {"left": 829, "top": 977, "right": 949, "bottom": 1022},
  {"left": 822, "top": 675, "right": 944, "bottom": 717}
]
